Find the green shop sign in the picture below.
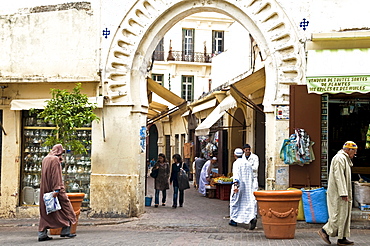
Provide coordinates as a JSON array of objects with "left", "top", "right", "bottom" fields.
[{"left": 307, "top": 75, "right": 370, "bottom": 94}]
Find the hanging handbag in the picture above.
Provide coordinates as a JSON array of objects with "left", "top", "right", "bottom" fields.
[
  {"left": 178, "top": 163, "right": 190, "bottom": 190},
  {"left": 150, "top": 167, "right": 159, "bottom": 178}
]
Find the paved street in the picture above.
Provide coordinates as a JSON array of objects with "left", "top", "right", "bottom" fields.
[{"left": 0, "top": 177, "right": 369, "bottom": 245}]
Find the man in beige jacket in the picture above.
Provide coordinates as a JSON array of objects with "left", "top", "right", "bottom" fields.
[{"left": 318, "top": 141, "right": 357, "bottom": 246}]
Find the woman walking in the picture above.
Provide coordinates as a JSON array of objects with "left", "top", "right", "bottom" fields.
[
  {"left": 153, "top": 153, "right": 170, "bottom": 208},
  {"left": 170, "top": 154, "right": 189, "bottom": 208}
]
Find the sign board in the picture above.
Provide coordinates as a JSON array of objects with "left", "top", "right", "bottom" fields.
[
  {"left": 276, "top": 105, "right": 289, "bottom": 120},
  {"left": 307, "top": 75, "right": 370, "bottom": 94}
]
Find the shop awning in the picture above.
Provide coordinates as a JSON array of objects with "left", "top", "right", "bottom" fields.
[
  {"left": 191, "top": 98, "right": 217, "bottom": 114},
  {"left": 306, "top": 49, "right": 370, "bottom": 94},
  {"left": 147, "top": 77, "right": 186, "bottom": 123},
  {"left": 231, "top": 67, "right": 265, "bottom": 98},
  {"left": 10, "top": 96, "right": 104, "bottom": 110},
  {"left": 229, "top": 67, "right": 265, "bottom": 114},
  {"left": 181, "top": 110, "right": 190, "bottom": 117},
  {"left": 195, "top": 95, "right": 237, "bottom": 136},
  {"left": 147, "top": 77, "right": 185, "bottom": 106}
]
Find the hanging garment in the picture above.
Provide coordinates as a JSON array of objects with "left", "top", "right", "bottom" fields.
[{"left": 280, "top": 128, "right": 315, "bottom": 166}]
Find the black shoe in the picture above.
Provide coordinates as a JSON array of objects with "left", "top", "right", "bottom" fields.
[
  {"left": 249, "top": 218, "right": 257, "bottom": 230},
  {"left": 179, "top": 204, "right": 183, "bottom": 207},
  {"left": 60, "top": 234, "right": 76, "bottom": 238},
  {"left": 162, "top": 203, "right": 166, "bottom": 206},
  {"left": 318, "top": 228, "right": 331, "bottom": 244},
  {"left": 154, "top": 204, "right": 158, "bottom": 208},
  {"left": 229, "top": 220, "right": 237, "bottom": 226},
  {"left": 38, "top": 236, "right": 53, "bottom": 241},
  {"left": 172, "top": 205, "right": 177, "bottom": 208},
  {"left": 337, "top": 238, "right": 354, "bottom": 245}
]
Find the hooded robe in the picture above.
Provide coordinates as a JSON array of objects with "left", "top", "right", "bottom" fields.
[{"left": 38, "top": 144, "right": 76, "bottom": 232}]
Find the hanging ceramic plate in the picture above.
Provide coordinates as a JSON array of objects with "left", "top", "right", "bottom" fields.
[
  {"left": 22, "top": 186, "right": 35, "bottom": 205},
  {"left": 34, "top": 188, "right": 40, "bottom": 205}
]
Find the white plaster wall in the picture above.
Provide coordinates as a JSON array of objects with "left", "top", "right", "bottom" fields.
[
  {"left": 0, "top": 4, "right": 99, "bottom": 80},
  {"left": 277, "top": 0, "right": 370, "bottom": 36},
  {"left": 211, "top": 21, "right": 251, "bottom": 88},
  {"left": 0, "top": 109, "right": 22, "bottom": 217}
]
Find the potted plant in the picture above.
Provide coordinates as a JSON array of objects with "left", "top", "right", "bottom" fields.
[
  {"left": 31, "top": 83, "right": 99, "bottom": 234},
  {"left": 31, "top": 83, "right": 99, "bottom": 155}
]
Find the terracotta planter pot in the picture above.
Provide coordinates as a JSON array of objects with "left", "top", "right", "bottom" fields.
[
  {"left": 254, "top": 190, "right": 302, "bottom": 239},
  {"left": 50, "top": 193, "right": 85, "bottom": 235}
]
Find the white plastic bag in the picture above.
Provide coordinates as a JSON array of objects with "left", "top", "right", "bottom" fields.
[{"left": 43, "top": 192, "right": 61, "bottom": 215}]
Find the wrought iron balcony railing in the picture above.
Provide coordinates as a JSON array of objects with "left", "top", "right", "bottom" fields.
[{"left": 153, "top": 51, "right": 212, "bottom": 63}]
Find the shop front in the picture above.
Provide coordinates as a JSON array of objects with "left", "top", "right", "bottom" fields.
[
  {"left": 0, "top": 82, "right": 100, "bottom": 217},
  {"left": 192, "top": 93, "right": 237, "bottom": 176},
  {"left": 289, "top": 39, "right": 370, "bottom": 189}
]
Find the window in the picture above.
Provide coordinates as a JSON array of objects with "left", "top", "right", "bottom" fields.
[
  {"left": 152, "top": 74, "right": 164, "bottom": 86},
  {"left": 153, "top": 38, "right": 164, "bottom": 61},
  {"left": 181, "top": 76, "right": 194, "bottom": 102},
  {"left": 182, "top": 29, "right": 194, "bottom": 61},
  {"left": 181, "top": 134, "right": 186, "bottom": 157},
  {"left": 165, "top": 135, "right": 171, "bottom": 161},
  {"left": 212, "top": 31, "right": 224, "bottom": 55},
  {"left": 175, "top": 134, "right": 179, "bottom": 155}
]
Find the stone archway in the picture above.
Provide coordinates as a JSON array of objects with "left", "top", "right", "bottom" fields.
[
  {"left": 104, "top": 0, "right": 304, "bottom": 105},
  {"left": 91, "top": 0, "right": 304, "bottom": 217}
]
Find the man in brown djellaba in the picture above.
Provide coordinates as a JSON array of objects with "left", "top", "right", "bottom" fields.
[{"left": 38, "top": 144, "right": 77, "bottom": 241}]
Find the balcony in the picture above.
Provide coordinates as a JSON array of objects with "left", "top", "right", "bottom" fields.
[{"left": 153, "top": 51, "right": 212, "bottom": 63}]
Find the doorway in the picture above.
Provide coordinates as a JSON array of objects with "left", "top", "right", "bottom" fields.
[{"left": 328, "top": 93, "right": 370, "bottom": 181}]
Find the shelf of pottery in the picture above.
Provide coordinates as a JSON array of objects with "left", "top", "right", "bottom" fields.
[{"left": 21, "top": 113, "right": 92, "bottom": 207}]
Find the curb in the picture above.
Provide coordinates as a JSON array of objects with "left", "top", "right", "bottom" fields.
[{"left": 0, "top": 218, "right": 135, "bottom": 228}]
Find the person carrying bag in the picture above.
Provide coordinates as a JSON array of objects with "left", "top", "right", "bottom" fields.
[
  {"left": 178, "top": 163, "right": 190, "bottom": 190},
  {"left": 170, "top": 154, "right": 189, "bottom": 208}
]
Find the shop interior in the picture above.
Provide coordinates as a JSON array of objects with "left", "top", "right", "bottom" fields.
[{"left": 328, "top": 93, "right": 370, "bottom": 182}]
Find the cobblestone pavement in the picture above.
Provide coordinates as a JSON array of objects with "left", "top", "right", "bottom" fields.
[{"left": 0, "top": 177, "right": 369, "bottom": 245}]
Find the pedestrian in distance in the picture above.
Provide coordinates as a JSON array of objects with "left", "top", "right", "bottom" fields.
[
  {"left": 229, "top": 148, "right": 257, "bottom": 230},
  {"left": 170, "top": 154, "right": 189, "bottom": 208},
  {"left": 192, "top": 157, "right": 198, "bottom": 188},
  {"left": 198, "top": 157, "right": 217, "bottom": 196},
  {"left": 150, "top": 158, "right": 156, "bottom": 168},
  {"left": 242, "top": 144, "right": 259, "bottom": 228},
  {"left": 152, "top": 153, "right": 170, "bottom": 207},
  {"left": 38, "top": 144, "right": 77, "bottom": 241},
  {"left": 318, "top": 141, "right": 357, "bottom": 246},
  {"left": 194, "top": 153, "right": 207, "bottom": 190}
]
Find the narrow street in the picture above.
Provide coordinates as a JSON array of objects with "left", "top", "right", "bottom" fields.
[{"left": 0, "top": 177, "right": 369, "bottom": 245}]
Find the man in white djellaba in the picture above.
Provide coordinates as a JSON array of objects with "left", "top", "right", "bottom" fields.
[
  {"left": 198, "top": 157, "right": 217, "bottom": 196},
  {"left": 229, "top": 148, "right": 257, "bottom": 230},
  {"left": 242, "top": 144, "right": 259, "bottom": 229}
]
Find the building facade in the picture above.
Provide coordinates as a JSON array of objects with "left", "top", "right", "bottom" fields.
[{"left": 1, "top": 0, "right": 370, "bottom": 218}]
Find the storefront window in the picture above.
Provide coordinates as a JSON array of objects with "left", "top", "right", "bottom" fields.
[
  {"left": 20, "top": 111, "right": 91, "bottom": 207},
  {"left": 326, "top": 94, "right": 370, "bottom": 182}
]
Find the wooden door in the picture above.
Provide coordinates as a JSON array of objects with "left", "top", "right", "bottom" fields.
[{"left": 289, "top": 85, "right": 321, "bottom": 188}]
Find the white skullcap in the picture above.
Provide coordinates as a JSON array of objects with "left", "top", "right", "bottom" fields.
[
  {"left": 234, "top": 148, "right": 243, "bottom": 156},
  {"left": 212, "top": 157, "right": 217, "bottom": 160}
]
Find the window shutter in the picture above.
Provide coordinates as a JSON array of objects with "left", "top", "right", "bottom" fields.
[{"left": 212, "top": 31, "right": 215, "bottom": 54}]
